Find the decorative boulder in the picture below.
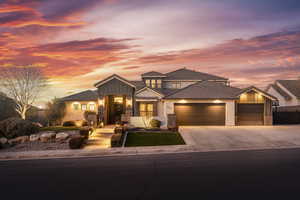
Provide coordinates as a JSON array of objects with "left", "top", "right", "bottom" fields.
[
  {"left": 0, "top": 137, "right": 8, "bottom": 145},
  {"left": 40, "top": 132, "right": 56, "bottom": 142},
  {"left": 56, "top": 132, "right": 69, "bottom": 141},
  {"left": 29, "top": 134, "right": 40, "bottom": 142},
  {"left": 8, "top": 136, "right": 29, "bottom": 145}
]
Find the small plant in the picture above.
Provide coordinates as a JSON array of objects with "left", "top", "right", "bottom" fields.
[
  {"left": 62, "top": 121, "right": 76, "bottom": 127},
  {"left": 69, "top": 136, "right": 85, "bottom": 149},
  {"left": 79, "top": 128, "right": 90, "bottom": 139},
  {"left": 150, "top": 119, "right": 161, "bottom": 128}
]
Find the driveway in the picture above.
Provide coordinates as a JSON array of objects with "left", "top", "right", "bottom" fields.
[{"left": 179, "top": 125, "right": 300, "bottom": 151}]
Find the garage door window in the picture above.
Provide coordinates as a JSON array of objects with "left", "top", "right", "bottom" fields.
[{"left": 140, "top": 103, "right": 153, "bottom": 117}]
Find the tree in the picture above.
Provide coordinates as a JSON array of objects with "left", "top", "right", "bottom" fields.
[
  {"left": 45, "top": 98, "right": 66, "bottom": 126},
  {"left": 0, "top": 66, "right": 47, "bottom": 119}
]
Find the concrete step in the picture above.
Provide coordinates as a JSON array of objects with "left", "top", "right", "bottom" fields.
[{"left": 96, "top": 128, "right": 115, "bottom": 133}]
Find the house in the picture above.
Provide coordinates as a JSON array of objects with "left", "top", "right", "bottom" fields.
[
  {"left": 61, "top": 68, "right": 276, "bottom": 127},
  {"left": 266, "top": 79, "right": 300, "bottom": 107}
]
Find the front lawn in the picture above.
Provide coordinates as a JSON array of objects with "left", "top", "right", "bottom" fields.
[
  {"left": 125, "top": 131, "right": 185, "bottom": 147},
  {"left": 40, "top": 126, "right": 80, "bottom": 133}
]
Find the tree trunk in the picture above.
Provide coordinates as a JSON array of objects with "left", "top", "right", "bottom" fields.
[{"left": 21, "top": 110, "right": 26, "bottom": 120}]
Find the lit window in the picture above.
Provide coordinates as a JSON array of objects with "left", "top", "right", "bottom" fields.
[
  {"left": 114, "top": 97, "right": 123, "bottom": 104},
  {"left": 146, "top": 79, "right": 150, "bottom": 87},
  {"left": 140, "top": 103, "right": 154, "bottom": 117},
  {"left": 157, "top": 79, "right": 162, "bottom": 88},
  {"left": 73, "top": 103, "right": 80, "bottom": 110},
  {"left": 81, "top": 104, "right": 87, "bottom": 110},
  {"left": 151, "top": 79, "right": 156, "bottom": 88},
  {"left": 172, "top": 82, "right": 181, "bottom": 89},
  {"left": 89, "top": 103, "right": 95, "bottom": 111}
]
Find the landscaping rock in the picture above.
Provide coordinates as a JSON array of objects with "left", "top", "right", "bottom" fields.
[
  {"left": 40, "top": 132, "right": 56, "bottom": 142},
  {"left": 30, "top": 134, "right": 40, "bottom": 142},
  {"left": 0, "top": 137, "right": 8, "bottom": 145},
  {"left": 56, "top": 132, "right": 69, "bottom": 141},
  {"left": 8, "top": 136, "right": 29, "bottom": 145}
]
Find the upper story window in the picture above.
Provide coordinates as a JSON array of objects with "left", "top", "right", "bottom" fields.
[
  {"left": 171, "top": 82, "right": 181, "bottom": 89},
  {"left": 151, "top": 79, "right": 156, "bottom": 88},
  {"left": 157, "top": 79, "right": 162, "bottom": 88},
  {"left": 146, "top": 79, "right": 150, "bottom": 87}
]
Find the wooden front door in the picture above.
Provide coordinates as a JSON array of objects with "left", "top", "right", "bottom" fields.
[{"left": 108, "top": 96, "right": 124, "bottom": 124}]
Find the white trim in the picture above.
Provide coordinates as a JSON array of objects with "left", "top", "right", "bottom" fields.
[
  {"left": 238, "top": 88, "right": 277, "bottom": 101},
  {"left": 136, "top": 87, "right": 164, "bottom": 98},
  {"left": 95, "top": 75, "right": 136, "bottom": 88},
  {"left": 276, "top": 81, "right": 298, "bottom": 99}
]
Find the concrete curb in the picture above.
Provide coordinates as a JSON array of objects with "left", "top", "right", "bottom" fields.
[{"left": 1, "top": 144, "right": 300, "bottom": 161}]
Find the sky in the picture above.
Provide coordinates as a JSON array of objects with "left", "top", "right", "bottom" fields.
[{"left": 0, "top": 0, "right": 300, "bottom": 105}]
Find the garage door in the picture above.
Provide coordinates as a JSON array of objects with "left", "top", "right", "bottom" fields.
[
  {"left": 237, "top": 104, "right": 264, "bottom": 125},
  {"left": 174, "top": 103, "right": 225, "bottom": 126}
]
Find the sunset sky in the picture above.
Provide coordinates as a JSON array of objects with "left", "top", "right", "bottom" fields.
[{"left": 1, "top": 0, "right": 300, "bottom": 105}]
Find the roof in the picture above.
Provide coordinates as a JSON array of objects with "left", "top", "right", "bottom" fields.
[
  {"left": 266, "top": 84, "right": 292, "bottom": 100},
  {"left": 141, "top": 71, "right": 166, "bottom": 77},
  {"left": 277, "top": 80, "right": 300, "bottom": 99},
  {"left": 60, "top": 90, "right": 98, "bottom": 101},
  {"left": 164, "top": 68, "right": 228, "bottom": 81},
  {"left": 164, "top": 81, "right": 241, "bottom": 99},
  {"left": 237, "top": 86, "right": 277, "bottom": 101},
  {"left": 94, "top": 74, "right": 136, "bottom": 88},
  {"left": 130, "top": 81, "right": 145, "bottom": 91}
]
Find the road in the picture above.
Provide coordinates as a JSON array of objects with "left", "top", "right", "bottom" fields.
[{"left": 1, "top": 149, "right": 300, "bottom": 200}]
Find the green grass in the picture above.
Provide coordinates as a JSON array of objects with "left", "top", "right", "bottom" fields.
[
  {"left": 125, "top": 131, "right": 185, "bottom": 147},
  {"left": 40, "top": 126, "right": 80, "bottom": 133}
]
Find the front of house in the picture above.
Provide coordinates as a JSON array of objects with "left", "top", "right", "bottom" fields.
[{"left": 61, "top": 68, "right": 276, "bottom": 127}]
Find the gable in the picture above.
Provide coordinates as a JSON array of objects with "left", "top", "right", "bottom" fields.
[
  {"left": 136, "top": 88, "right": 163, "bottom": 98},
  {"left": 97, "top": 78, "right": 135, "bottom": 96}
]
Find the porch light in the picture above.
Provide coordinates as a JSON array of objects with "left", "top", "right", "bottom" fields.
[
  {"left": 98, "top": 99, "right": 104, "bottom": 106},
  {"left": 179, "top": 99, "right": 187, "bottom": 103},
  {"left": 126, "top": 99, "right": 132, "bottom": 106},
  {"left": 213, "top": 100, "right": 222, "bottom": 103}
]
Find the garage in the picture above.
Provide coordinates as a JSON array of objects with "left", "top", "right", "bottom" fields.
[
  {"left": 174, "top": 103, "right": 225, "bottom": 126},
  {"left": 237, "top": 104, "right": 264, "bottom": 125}
]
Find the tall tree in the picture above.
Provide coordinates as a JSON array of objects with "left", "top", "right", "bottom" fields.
[
  {"left": 45, "top": 98, "right": 66, "bottom": 126},
  {"left": 0, "top": 66, "right": 47, "bottom": 119}
]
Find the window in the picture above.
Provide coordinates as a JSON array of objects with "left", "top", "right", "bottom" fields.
[
  {"left": 172, "top": 82, "right": 181, "bottom": 89},
  {"left": 151, "top": 79, "right": 156, "bottom": 88},
  {"left": 157, "top": 79, "right": 162, "bottom": 88},
  {"left": 89, "top": 103, "right": 95, "bottom": 111},
  {"left": 73, "top": 103, "right": 80, "bottom": 110},
  {"left": 139, "top": 103, "right": 154, "bottom": 117},
  {"left": 81, "top": 104, "right": 87, "bottom": 111},
  {"left": 146, "top": 79, "right": 151, "bottom": 87}
]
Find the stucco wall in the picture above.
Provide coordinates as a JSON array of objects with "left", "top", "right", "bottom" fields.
[{"left": 63, "top": 101, "right": 98, "bottom": 123}]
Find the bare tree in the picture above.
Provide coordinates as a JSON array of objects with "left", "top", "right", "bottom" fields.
[{"left": 0, "top": 66, "right": 47, "bottom": 119}]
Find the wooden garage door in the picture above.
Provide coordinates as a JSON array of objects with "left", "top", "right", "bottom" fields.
[
  {"left": 237, "top": 104, "right": 264, "bottom": 125},
  {"left": 174, "top": 103, "right": 225, "bottom": 126}
]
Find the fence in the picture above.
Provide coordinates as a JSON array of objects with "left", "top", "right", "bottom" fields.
[{"left": 273, "top": 111, "right": 300, "bottom": 125}]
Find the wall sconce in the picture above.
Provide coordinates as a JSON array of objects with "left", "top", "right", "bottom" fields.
[
  {"left": 98, "top": 99, "right": 104, "bottom": 106},
  {"left": 126, "top": 99, "right": 132, "bottom": 107},
  {"left": 213, "top": 100, "right": 222, "bottom": 104}
]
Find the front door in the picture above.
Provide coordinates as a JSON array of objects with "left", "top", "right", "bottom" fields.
[{"left": 108, "top": 96, "right": 124, "bottom": 124}]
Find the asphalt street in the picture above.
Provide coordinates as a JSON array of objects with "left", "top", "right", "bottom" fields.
[{"left": 1, "top": 149, "right": 300, "bottom": 200}]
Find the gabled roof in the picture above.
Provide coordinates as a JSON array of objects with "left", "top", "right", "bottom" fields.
[
  {"left": 277, "top": 80, "right": 300, "bottom": 99},
  {"left": 136, "top": 87, "right": 164, "bottom": 98},
  {"left": 94, "top": 74, "right": 136, "bottom": 88},
  {"left": 266, "top": 84, "right": 292, "bottom": 100},
  {"left": 60, "top": 90, "right": 98, "bottom": 101},
  {"left": 237, "top": 86, "right": 277, "bottom": 101},
  {"left": 164, "top": 81, "right": 241, "bottom": 99},
  {"left": 141, "top": 71, "right": 166, "bottom": 77},
  {"left": 130, "top": 81, "right": 145, "bottom": 91},
  {"left": 164, "top": 68, "right": 228, "bottom": 81}
]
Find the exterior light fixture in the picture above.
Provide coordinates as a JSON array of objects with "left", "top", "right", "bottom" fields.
[
  {"left": 213, "top": 100, "right": 222, "bottom": 103},
  {"left": 179, "top": 99, "right": 187, "bottom": 103}
]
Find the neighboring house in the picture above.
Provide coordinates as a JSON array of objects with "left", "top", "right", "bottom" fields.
[
  {"left": 266, "top": 79, "right": 300, "bottom": 107},
  {"left": 61, "top": 68, "right": 276, "bottom": 127}
]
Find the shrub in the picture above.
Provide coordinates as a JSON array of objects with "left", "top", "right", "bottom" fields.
[
  {"left": 111, "top": 133, "right": 122, "bottom": 147},
  {"left": 150, "top": 119, "right": 161, "bottom": 128},
  {"left": 69, "top": 136, "right": 85, "bottom": 149},
  {"left": 62, "top": 121, "right": 76, "bottom": 127},
  {"left": 0, "top": 117, "right": 40, "bottom": 139},
  {"left": 79, "top": 128, "right": 90, "bottom": 139}
]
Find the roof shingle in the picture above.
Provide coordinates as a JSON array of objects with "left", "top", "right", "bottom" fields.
[
  {"left": 277, "top": 80, "right": 300, "bottom": 99},
  {"left": 60, "top": 90, "right": 98, "bottom": 101}
]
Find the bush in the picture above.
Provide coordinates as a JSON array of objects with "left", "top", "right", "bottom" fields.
[
  {"left": 79, "top": 128, "right": 90, "bottom": 139},
  {"left": 0, "top": 117, "right": 40, "bottom": 139},
  {"left": 63, "top": 121, "right": 76, "bottom": 127},
  {"left": 150, "top": 119, "right": 161, "bottom": 128},
  {"left": 111, "top": 133, "right": 123, "bottom": 147},
  {"left": 69, "top": 136, "right": 85, "bottom": 149}
]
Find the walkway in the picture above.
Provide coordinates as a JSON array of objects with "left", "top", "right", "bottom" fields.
[{"left": 84, "top": 127, "right": 114, "bottom": 150}]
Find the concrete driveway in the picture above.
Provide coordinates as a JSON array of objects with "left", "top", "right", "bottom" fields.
[{"left": 179, "top": 126, "right": 300, "bottom": 151}]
